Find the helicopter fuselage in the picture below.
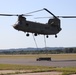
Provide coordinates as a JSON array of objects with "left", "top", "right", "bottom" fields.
[{"left": 13, "top": 19, "right": 61, "bottom": 37}]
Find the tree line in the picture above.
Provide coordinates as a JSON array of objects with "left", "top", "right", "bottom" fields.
[{"left": 0, "top": 47, "right": 76, "bottom": 54}]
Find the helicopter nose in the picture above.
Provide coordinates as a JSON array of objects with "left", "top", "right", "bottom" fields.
[{"left": 13, "top": 24, "right": 19, "bottom": 30}]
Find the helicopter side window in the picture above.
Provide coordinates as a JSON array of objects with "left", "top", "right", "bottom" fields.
[
  {"left": 48, "top": 19, "right": 54, "bottom": 25},
  {"left": 15, "top": 21, "right": 19, "bottom": 25}
]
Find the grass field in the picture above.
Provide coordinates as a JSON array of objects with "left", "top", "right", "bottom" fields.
[
  {"left": 0, "top": 64, "right": 76, "bottom": 75},
  {"left": 0, "top": 54, "right": 76, "bottom": 75},
  {"left": 0, "top": 53, "right": 76, "bottom": 60}
]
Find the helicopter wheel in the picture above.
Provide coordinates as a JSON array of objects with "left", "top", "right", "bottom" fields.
[
  {"left": 34, "top": 33, "right": 37, "bottom": 36},
  {"left": 55, "top": 34, "right": 57, "bottom": 38},
  {"left": 26, "top": 33, "right": 29, "bottom": 37},
  {"left": 46, "top": 35, "right": 49, "bottom": 38}
]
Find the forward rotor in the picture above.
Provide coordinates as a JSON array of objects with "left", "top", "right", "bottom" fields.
[{"left": 0, "top": 14, "right": 32, "bottom": 16}]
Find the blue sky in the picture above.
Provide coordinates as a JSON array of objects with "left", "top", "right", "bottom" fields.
[{"left": 0, "top": 0, "right": 76, "bottom": 49}]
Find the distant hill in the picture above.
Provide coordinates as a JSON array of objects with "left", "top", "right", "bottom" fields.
[{"left": 0, "top": 47, "right": 64, "bottom": 51}]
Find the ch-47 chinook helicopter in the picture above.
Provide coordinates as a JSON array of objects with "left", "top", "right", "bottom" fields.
[
  {"left": 13, "top": 8, "right": 61, "bottom": 38},
  {"left": 0, "top": 8, "right": 76, "bottom": 38}
]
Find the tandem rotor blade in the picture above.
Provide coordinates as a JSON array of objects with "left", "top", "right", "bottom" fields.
[
  {"left": 43, "top": 8, "right": 58, "bottom": 19},
  {"left": 25, "top": 9, "right": 44, "bottom": 14},
  {"left": 57, "top": 16, "right": 76, "bottom": 18},
  {"left": 37, "top": 16, "right": 76, "bottom": 18},
  {"left": 34, "top": 17, "right": 51, "bottom": 19},
  {"left": 0, "top": 14, "right": 32, "bottom": 16}
]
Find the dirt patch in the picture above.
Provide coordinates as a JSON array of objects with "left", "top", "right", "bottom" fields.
[
  {"left": 0, "top": 70, "right": 76, "bottom": 75},
  {"left": 14, "top": 72, "right": 62, "bottom": 75},
  {"left": 0, "top": 70, "right": 62, "bottom": 75},
  {"left": 0, "top": 70, "right": 31, "bottom": 74}
]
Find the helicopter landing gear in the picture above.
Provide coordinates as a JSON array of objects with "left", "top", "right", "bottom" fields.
[
  {"left": 26, "top": 33, "right": 29, "bottom": 37},
  {"left": 55, "top": 34, "right": 57, "bottom": 38},
  {"left": 34, "top": 33, "right": 37, "bottom": 36},
  {"left": 46, "top": 35, "right": 49, "bottom": 38}
]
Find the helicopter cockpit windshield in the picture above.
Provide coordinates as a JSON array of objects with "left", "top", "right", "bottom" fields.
[
  {"left": 13, "top": 21, "right": 20, "bottom": 30},
  {"left": 15, "top": 21, "right": 19, "bottom": 25}
]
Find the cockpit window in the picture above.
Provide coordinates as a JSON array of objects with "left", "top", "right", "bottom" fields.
[
  {"left": 14, "top": 21, "right": 22, "bottom": 25},
  {"left": 15, "top": 21, "right": 19, "bottom": 25}
]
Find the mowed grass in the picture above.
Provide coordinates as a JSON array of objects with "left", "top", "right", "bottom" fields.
[
  {"left": 0, "top": 64, "right": 51, "bottom": 70},
  {"left": 0, "top": 54, "right": 76, "bottom": 60},
  {"left": 0, "top": 64, "right": 76, "bottom": 72},
  {"left": 0, "top": 64, "right": 76, "bottom": 74}
]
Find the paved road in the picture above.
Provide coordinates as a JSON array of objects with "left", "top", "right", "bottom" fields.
[{"left": 0, "top": 58, "right": 76, "bottom": 67}]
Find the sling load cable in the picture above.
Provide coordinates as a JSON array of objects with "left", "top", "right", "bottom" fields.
[
  {"left": 32, "top": 34, "right": 48, "bottom": 53},
  {"left": 44, "top": 35, "right": 48, "bottom": 54},
  {"left": 32, "top": 33, "right": 38, "bottom": 50},
  {"left": 44, "top": 35, "right": 47, "bottom": 50}
]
